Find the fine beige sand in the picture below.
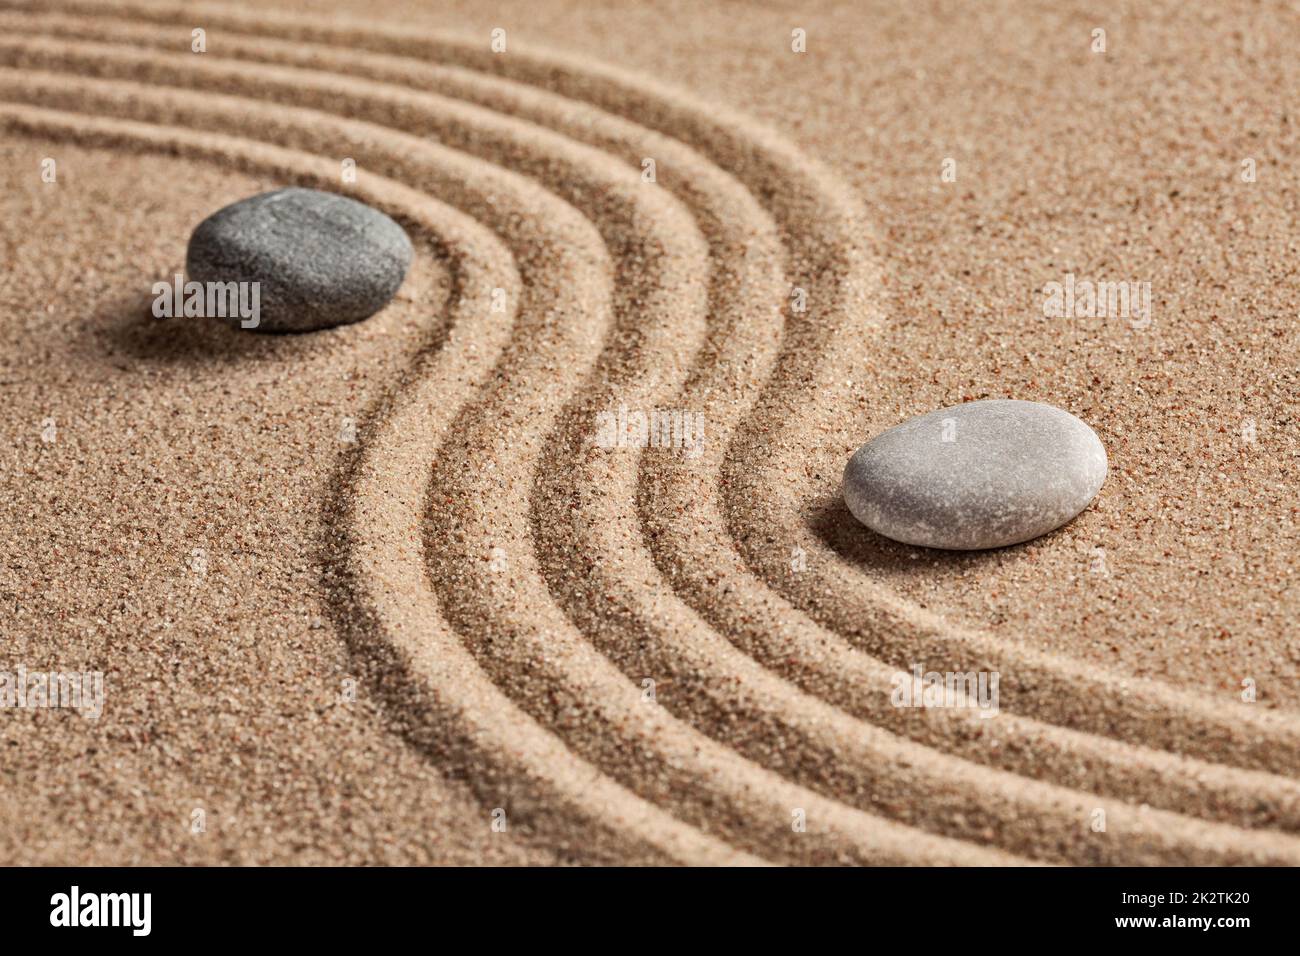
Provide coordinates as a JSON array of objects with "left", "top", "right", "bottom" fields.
[{"left": 1, "top": 0, "right": 1298, "bottom": 865}]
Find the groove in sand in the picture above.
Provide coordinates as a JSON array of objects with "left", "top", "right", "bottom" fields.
[
  {"left": 4, "top": 0, "right": 1297, "bottom": 864},
  {"left": 0, "top": 98, "right": 751, "bottom": 866},
  {"left": 0, "top": 45, "right": 1122, "bottom": 865},
  {"left": 0, "top": 61, "right": 1013, "bottom": 865}
]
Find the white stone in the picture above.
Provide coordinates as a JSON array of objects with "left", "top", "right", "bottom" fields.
[{"left": 843, "top": 399, "right": 1107, "bottom": 550}]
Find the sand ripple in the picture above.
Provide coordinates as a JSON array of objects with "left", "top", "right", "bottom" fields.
[{"left": 3, "top": 0, "right": 1297, "bottom": 864}]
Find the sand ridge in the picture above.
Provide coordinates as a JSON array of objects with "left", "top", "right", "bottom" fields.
[{"left": 0, "top": 0, "right": 1297, "bottom": 864}]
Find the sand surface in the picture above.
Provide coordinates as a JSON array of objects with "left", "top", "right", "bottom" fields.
[{"left": 1, "top": 0, "right": 1298, "bottom": 865}]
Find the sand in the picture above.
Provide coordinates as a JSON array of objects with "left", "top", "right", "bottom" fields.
[{"left": 0, "top": 0, "right": 1297, "bottom": 865}]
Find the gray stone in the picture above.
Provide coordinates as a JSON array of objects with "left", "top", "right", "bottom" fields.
[
  {"left": 842, "top": 399, "right": 1107, "bottom": 550},
  {"left": 185, "top": 187, "right": 413, "bottom": 333}
]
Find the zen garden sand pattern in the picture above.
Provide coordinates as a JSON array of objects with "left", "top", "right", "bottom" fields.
[{"left": 0, "top": 0, "right": 1298, "bottom": 867}]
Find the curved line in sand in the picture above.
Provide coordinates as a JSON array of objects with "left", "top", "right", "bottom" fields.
[
  {"left": 10, "top": 11, "right": 1300, "bottom": 863},
  {"left": 0, "top": 46, "right": 1273, "bottom": 870},
  {"left": 8, "top": 0, "right": 1300, "bottom": 762},
  {"left": 7, "top": 15, "right": 1299, "bottom": 829},
  {"left": 2, "top": 3, "right": 1289, "bottom": 863},
  {"left": 0, "top": 71, "right": 1020, "bottom": 864},
  {"left": 0, "top": 100, "right": 760, "bottom": 866}
]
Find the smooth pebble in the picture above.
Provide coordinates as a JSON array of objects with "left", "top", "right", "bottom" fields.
[
  {"left": 185, "top": 187, "right": 413, "bottom": 333},
  {"left": 842, "top": 399, "right": 1108, "bottom": 550}
]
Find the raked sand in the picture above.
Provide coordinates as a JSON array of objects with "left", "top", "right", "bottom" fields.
[{"left": 0, "top": 0, "right": 1298, "bottom": 864}]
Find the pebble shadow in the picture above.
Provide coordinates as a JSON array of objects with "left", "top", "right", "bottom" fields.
[
  {"left": 73, "top": 289, "right": 348, "bottom": 372},
  {"left": 806, "top": 491, "right": 1026, "bottom": 578}
]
